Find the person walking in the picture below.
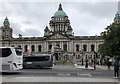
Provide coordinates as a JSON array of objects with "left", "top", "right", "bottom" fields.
[
  {"left": 113, "top": 57, "right": 119, "bottom": 78},
  {"left": 107, "top": 59, "right": 111, "bottom": 70}
]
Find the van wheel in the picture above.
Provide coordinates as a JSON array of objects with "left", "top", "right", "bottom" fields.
[
  {"left": 23, "top": 65, "right": 25, "bottom": 69},
  {"left": 37, "top": 66, "right": 41, "bottom": 69}
]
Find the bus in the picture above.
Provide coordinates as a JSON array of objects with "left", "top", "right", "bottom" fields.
[
  {"left": 23, "top": 54, "right": 53, "bottom": 69},
  {"left": 0, "top": 47, "right": 23, "bottom": 72}
]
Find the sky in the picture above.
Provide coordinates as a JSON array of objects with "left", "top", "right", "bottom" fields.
[{"left": 0, "top": 0, "right": 120, "bottom": 37}]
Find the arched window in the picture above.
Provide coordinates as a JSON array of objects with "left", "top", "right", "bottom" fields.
[
  {"left": 83, "top": 44, "right": 87, "bottom": 52},
  {"left": 24, "top": 45, "right": 27, "bottom": 52},
  {"left": 11, "top": 45, "right": 14, "bottom": 47},
  {"left": 63, "top": 44, "right": 67, "bottom": 52},
  {"left": 76, "top": 44, "right": 79, "bottom": 51},
  {"left": 91, "top": 44, "right": 95, "bottom": 51},
  {"left": 61, "top": 24, "right": 63, "bottom": 31},
  {"left": 18, "top": 45, "right": 21, "bottom": 48},
  {"left": 59, "top": 24, "right": 60, "bottom": 29},
  {"left": 31, "top": 45, "right": 35, "bottom": 52},
  {"left": 38, "top": 45, "right": 41, "bottom": 52},
  {"left": 49, "top": 44, "right": 52, "bottom": 50},
  {"left": 64, "top": 25, "right": 65, "bottom": 31},
  {"left": 56, "top": 44, "right": 60, "bottom": 47}
]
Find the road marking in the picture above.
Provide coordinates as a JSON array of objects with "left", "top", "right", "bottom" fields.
[
  {"left": 77, "top": 73, "right": 92, "bottom": 77},
  {"left": 2, "top": 77, "right": 118, "bottom": 82},
  {"left": 57, "top": 73, "right": 70, "bottom": 76}
]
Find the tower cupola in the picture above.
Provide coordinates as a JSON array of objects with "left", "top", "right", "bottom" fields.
[
  {"left": 114, "top": 12, "right": 120, "bottom": 23},
  {"left": 3, "top": 17, "right": 10, "bottom": 27}
]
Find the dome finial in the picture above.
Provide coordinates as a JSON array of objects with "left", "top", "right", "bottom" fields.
[
  {"left": 116, "top": 12, "right": 119, "bottom": 16},
  {"left": 5, "top": 16, "right": 8, "bottom": 20},
  {"left": 58, "top": 3, "right": 63, "bottom": 11},
  {"left": 54, "top": 4, "right": 67, "bottom": 17}
]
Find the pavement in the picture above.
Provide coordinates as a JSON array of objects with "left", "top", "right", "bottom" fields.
[
  {"left": 96, "top": 65, "right": 114, "bottom": 70},
  {"left": 74, "top": 64, "right": 114, "bottom": 70},
  {"left": 74, "top": 64, "right": 94, "bottom": 70}
]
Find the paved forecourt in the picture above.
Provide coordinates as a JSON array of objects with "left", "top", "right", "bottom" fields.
[{"left": 2, "top": 76, "right": 119, "bottom": 82}]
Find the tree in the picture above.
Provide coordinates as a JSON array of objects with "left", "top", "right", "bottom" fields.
[{"left": 99, "top": 22, "right": 120, "bottom": 57}]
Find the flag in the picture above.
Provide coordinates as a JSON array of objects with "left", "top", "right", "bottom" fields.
[
  {"left": 51, "top": 46, "right": 54, "bottom": 53},
  {"left": 19, "top": 34, "right": 22, "bottom": 38},
  {"left": 27, "top": 46, "right": 31, "bottom": 56}
]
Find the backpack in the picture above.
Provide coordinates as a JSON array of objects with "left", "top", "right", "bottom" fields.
[{"left": 114, "top": 61, "right": 119, "bottom": 67}]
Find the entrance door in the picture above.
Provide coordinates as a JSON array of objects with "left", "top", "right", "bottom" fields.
[{"left": 54, "top": 53, "right": 59, "bottom": 60}]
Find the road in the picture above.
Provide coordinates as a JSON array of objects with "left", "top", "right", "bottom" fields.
[{"left": 1, "top": 65, "right": 120, "bottom": 84}]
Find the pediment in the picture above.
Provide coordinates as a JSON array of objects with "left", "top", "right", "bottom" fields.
[{"left": 46, "top": 33, "right": 69, "bottom": 39}]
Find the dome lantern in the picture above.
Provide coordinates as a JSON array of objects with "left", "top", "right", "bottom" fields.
[
  {"left": 3, "top": 17, "right": 10, "bottom": 27},
  {"left": 54, "top": 4, "right": 67, "bottom": 17}
]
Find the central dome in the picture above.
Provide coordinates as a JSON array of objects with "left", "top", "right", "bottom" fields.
[
  {"left": 54, "top": 4, "right": 67, "bottom": 17},
  {"left": 54, "top": 10, "right": 67, "bottom": 17}
]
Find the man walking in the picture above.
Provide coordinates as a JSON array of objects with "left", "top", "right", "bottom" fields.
[
  {"left": 113, "top": 57, "right": 119, "bottom": 78},
  {"left": 107, "top": 58, "right": 111, "bottom": 70}
]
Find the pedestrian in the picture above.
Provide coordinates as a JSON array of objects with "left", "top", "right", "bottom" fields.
[
  {"left": 113, "top": 57, "right": 119, "bottom": 78},
  {"left": 107, "top": 60, "right": 111, "bottom": 70},
  {"left": 85, "top": 59, "right": 88, "bottom": 68}
]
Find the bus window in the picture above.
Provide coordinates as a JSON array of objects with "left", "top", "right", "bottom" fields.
[
  {"left": 23, "top": 57, "right": 32, "bottom": 62},
  {"left": 23, "top": 56, "right": 50, "bottom": 62},
  {"left": 0, "top": 48, "right": 12, "bottom": 57},
  {"left": 15, "top": 48, "right": 22, "bottom": 56},
  {"left": 44, "top": 56, "right": 49, "bottom": 61}
]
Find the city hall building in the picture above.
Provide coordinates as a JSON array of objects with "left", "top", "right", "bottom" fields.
[{"left": 1, "top": 4, "right": 119, "bottom": 63}]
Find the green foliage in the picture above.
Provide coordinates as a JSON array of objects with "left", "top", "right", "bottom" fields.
[{"left": 99, "top": 22, "right": 120, "bottom": 57}]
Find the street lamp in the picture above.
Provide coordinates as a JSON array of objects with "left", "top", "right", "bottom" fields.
[
  {"left": 81, "top": 49, "right": 84, "bottom": 66},
  {"left": 85, "top": 55, "right": 88, "bottom": 68}
]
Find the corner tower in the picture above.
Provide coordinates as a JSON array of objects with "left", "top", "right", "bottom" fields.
[
  {"left": 0, "top": 17, "right": 13, "bottom": 39},
  {"left": 114, "top": 12, "right": 120, "bottom": 24},
  {"left": 49, "top": 4, "right": 73, "bottom": 36}
]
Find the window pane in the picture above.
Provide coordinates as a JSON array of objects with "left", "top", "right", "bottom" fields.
[
  {"left": 0, "top": 48, "right": 12, "bottom": 57},
  {"left": 15, "top": 48, "right": 22, "bottom": 56}
]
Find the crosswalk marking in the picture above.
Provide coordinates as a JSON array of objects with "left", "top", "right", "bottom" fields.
[
  {"left": 57, "top": 73, "right": 92, "bottom": 77},
  {"left": 57, "top": 73, "right": 70, "bottom": 76},
  {"left": 77, "top": 73, "right": 92, "bottom": 76}
]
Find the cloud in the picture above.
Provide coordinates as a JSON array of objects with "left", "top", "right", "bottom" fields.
[
  {"left": 64, "top": 2, "right": 117, "bottom": 35},
  {"left": 11, "top": 22, "right": 42, "bottom": 37},
  {"left": 0, "top": 1, "right": 118, "bottom": 37}
]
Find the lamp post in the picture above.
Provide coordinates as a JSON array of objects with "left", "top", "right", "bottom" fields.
[
  {"left": 94, "top": 51, "right": 96, "bottom": 70},
  {"left": 85, "top": 55, "right": 88, "bottom": 68},
  {"left": 81, "top": 49, "right": 84, "bottom": 66}
]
